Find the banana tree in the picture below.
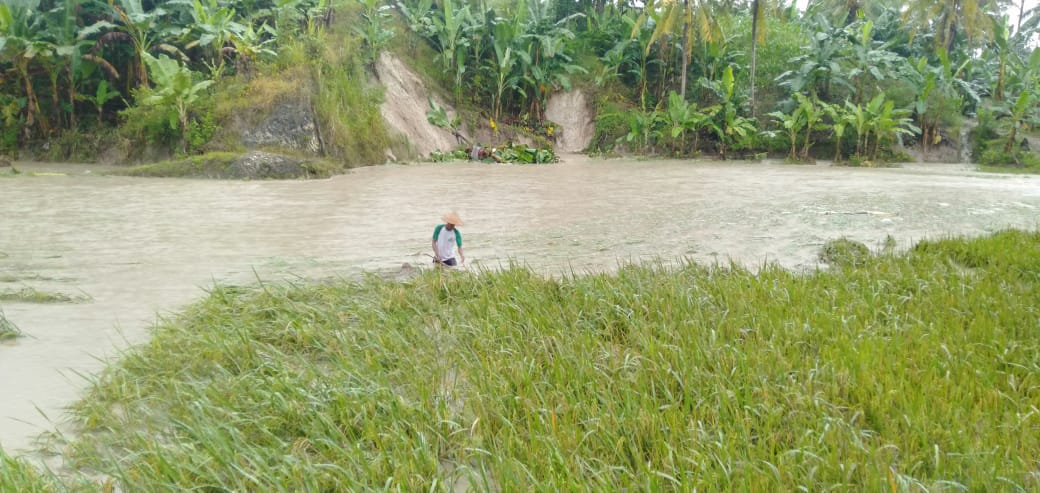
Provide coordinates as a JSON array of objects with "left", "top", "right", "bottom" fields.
[
  {"left": 768, "top": 104, "right": 806, "bottom": 159},
  {"left": 618, "top": 108, "right": 662, "bottom": 154},
  {"left": 228, "top": 22, "right": 277, "bottom": 77},
  {"left": 823, "top": 100, "right": 851, "bottom": 163},
  {"left": 394, "top": 0, "right": 433, "bottom": 51},
  {"left": 80, "top": 0, "right": 174, "bottom": 90},
  {"left": 845, "top": 19, "right": 903, "bottom": 105},
  {"left": 0, "top": 3, "right": 50, "bottom": 137},
  {"left": 798, "top": 92, "right": 828, "bottom": 159},
  {"left": 702, "top": 65, "right": 756, "bottom": 159},
  {"left": 77, "top": 79, "right": 121, "bottom": 125},
  {"left": 490, "top": 20, "right": 521, "bottom": 123},
  {"left": 661, "top": 90, "right": 708, "bottom": 155},
  {"left": 870, "top": 96, "right": 918, "bottom": 160},
  {"left": 183, "top": 0, "right": 245, "bottom": 77},
  {"left": 907, "top": 49, "right": 978, "bottom": 155},
  {"left": 428, "top": 0, "right": 470, "bottom": 105},
  {"left": 139, "top": 53, "right": 214, "bottom": 153},
  {"left": 42, "top": 0, "right": 86, "bottom": 130},
  {"left": 352, "top": 0, "right": 395, "bottom": 65},
  {"left": 1001, "top": 49, "right": 1040, "bottom": 154},
  {"left": 516, "top": 0, "right": 585, "bottom": 120},
  {"left": 776, "top": 14, "right": 852, "bottom": 102}
]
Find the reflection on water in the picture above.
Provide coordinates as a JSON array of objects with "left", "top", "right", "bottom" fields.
[{"left": 1, "top": 157, "right": 1038, "bottom": 452}]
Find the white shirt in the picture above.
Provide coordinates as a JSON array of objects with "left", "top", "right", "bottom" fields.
[{"left": 434, "top": 224, "right": 461, "bottom": 260}]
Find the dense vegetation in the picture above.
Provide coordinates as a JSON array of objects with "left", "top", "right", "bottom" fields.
[
  {"left": 3, "top": 0, "right": 1040, "bottom": 169},
  {"left": 0, "top": 229, "right": 1036, "bottom": 490}
]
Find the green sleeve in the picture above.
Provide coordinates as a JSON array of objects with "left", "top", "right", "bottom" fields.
[
  {"left": 455, "top": 229, "right": 462, "bottom": 247},
  {"left": 433, "top": 224, "right": 443, "bottom": 240}
]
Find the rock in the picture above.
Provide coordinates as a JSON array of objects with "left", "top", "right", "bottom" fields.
[
  {"left": 240, "top": 99, "right": 322, "bottom": 154},
  {"left": 228, "top": 151, "right": 309, "bottom": 179},
  {"left": 0, "top": 157, "right": 10, "bottom": 168}
]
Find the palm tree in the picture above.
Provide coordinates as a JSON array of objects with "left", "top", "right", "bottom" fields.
[
  {"left": 902, "top": 0, "right": 1005, "bottom": 54},
  {"left": 749, "top": 0, "right": 762, "bottom": 115},
  {"left": 632, "top": 0, "right": 710, "bottom": 100}
]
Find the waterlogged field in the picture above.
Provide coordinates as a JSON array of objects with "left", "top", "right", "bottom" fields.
[{"left": 4, "top": 230, "right": 1038, "bottom": 491}]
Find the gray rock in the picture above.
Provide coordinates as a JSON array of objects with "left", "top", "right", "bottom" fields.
[
  {"left": 228, "top": 151, "right": 309, "bottom": 179},
  {"left": 240, "top": 100, "right": 322, "bottom": 154}
]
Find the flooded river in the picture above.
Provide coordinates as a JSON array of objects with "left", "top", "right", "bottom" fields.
[{"left": 1, "top": 156, "right": 1038, "bottom": 454}]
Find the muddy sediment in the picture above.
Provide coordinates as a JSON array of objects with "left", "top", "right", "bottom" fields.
[{"left": 0, "top": 156, "right": 1038, "bottom": 453}]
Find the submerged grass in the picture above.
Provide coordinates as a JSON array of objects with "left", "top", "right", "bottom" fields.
[
  {"left": 0, "top": 287, "right": 87, "bottom": 303},
  {"left": 106, "top": 152, "right": 342, "bottom": 179},
  {"left": 11, "top": 230, "right": 1040, "bottom": 491},
  {"left": 0, "top": 309, "right": 20, "bottom": 340}
]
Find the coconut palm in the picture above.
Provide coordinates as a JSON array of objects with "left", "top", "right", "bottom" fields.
[
  {"left": 902, "top": 0, "right": 1006, "bottom": 54},
  {"left": 749, "top": 0, "right": 763, "bottom": 114},
  {"left": 632, "top": 0, "right": 712, "bottom": 100}
]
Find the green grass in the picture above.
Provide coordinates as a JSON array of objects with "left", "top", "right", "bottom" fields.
[
  {"left": 978, "top": 164, "right": 1040, "bottom": 174},
  {"left": 0, "top": 309, "right": 20, "bottom": 340},
  {"left": 105, "top": 152, "right": 241, "bottom": 178},
  {"left": 9, "top": 230, "right": 1040, "bottom": 491},
  {"left": 0, "top": 287, "right": 88, "bottom": 303},
  {"left": 0, "top": 448, "right": 76, "bottom": 492},
  {"left": 105, "top": 152, "right": 342, "bottom": 179}
]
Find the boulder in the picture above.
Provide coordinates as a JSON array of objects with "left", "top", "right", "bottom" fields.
[
  {"left": 228, "top": 151, "right": 309, "bottom": 179},
  {"left": 239, "top": 99, "right": 322, "bottom": 154}
]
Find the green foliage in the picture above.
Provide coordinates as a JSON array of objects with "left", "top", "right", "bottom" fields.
[
  {"left": 731, "top": 17, "right": 807, "bottom": 117},
  {"left": 429, "top": 148, "right": 468, "bottom": 161},
  {"left": 494, "top": 142, "right": 558, "bottom": 163},
  {"left": 311, "top": 33, "right": 399, "bottom": 166},
  {"left": 140, "top": 53, "right": 215, "bottom": 153},
  {"left": 425, "top": 96, "right": 459, "bottom": 132},
  {"left": 590, "top": 97, "right": 629, "bottom": 153},
  {"left": 353, "top": 0, "right": 395, "bottom": 64}
]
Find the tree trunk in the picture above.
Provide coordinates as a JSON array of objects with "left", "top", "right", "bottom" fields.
[
  {"left": 749, "top": 0, "right": 760, "bottom": 117},
  {"left": 679, "top": 0, "right": 690, "bottom": 99},
  {"left": 66, "top": 62, "right": 76, "bottom": 129},
  {"left": 1018, "top": 0, "right": 1026, "bottom": 34},
  {"left": 18, "top": 59, "right": 45, "bottom": 138},
  {"left": 1005, "top": 123, "right": 1019, "bottom": 154}
]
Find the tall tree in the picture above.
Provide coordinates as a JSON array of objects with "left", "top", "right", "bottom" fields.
[
  {"left": 749, "top": 0, "right": 762, "bottom": 115},
  {"left": 632, "top": 0, "right": 709, "bottom": 100},
  {"left": 903, "top": 0, "right": 1005, "bottom": 54}
]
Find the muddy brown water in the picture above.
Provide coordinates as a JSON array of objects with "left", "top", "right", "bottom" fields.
[{"left": 1, "top": 156, "right": 1038, "bottom": 454}]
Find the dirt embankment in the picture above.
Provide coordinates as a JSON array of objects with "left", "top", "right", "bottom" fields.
[
  {"left": 545, "top": 90, "right": 595, "bottom": 153},
  {"left": 375, "top": 53, "right": 460, "bottom": 158}
]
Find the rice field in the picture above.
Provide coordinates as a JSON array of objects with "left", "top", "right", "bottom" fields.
[{"left": 4, "top": 230, "right": 1040, "bottom": 491}]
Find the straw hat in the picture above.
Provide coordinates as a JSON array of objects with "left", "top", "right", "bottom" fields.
[{"left": 442, "top": 212, "right": 463, "bottom": 226}]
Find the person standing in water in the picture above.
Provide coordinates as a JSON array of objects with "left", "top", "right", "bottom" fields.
[{"left": 432, "top": 212, "right": 465, "bottom": 267}]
